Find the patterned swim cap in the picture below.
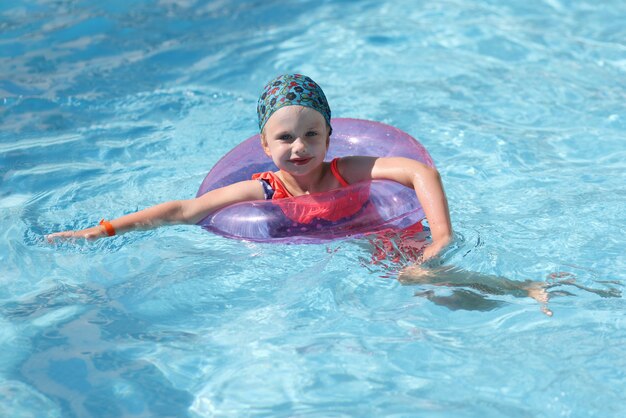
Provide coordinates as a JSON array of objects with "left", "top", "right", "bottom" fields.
[{"left": 257, "top": 74, "right": 332, "bottom": 134}]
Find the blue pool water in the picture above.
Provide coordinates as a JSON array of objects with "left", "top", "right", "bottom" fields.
[{"left": 2, "top": 0, "right": 625, "bottom": 416}]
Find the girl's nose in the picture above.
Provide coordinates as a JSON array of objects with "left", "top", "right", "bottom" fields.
[{"left": 292, "top": 137, "right": 307, "bottom": 153}]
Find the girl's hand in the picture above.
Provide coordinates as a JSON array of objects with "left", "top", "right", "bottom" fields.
[
  {"left": 46, "top": 226, "right": 105, "bottom": 243},
  {"left": 421, "top": 244, "right": 441, "bottom": 263},
  {"left": 421, "top": 234, "right": 451, "bottom": 262}
]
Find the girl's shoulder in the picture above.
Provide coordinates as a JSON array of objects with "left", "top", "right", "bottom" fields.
[{"left": 333, "top": 156, "right": 378, "bottom": 184}]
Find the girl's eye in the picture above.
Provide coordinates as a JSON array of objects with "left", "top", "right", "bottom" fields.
[
  {"left": 306, "top": 131, "right": 318, "bottom": 137},
  {"left": 278, "top": 134, "right": 292, "bottom": 141}
]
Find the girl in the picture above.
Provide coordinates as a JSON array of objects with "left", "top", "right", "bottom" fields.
[{"left": 47, "top": 74, "right": 453, "bottom": 261}]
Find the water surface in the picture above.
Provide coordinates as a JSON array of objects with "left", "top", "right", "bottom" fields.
[{"left": 1, "top": 0, "right": 625, "bottom": 416}]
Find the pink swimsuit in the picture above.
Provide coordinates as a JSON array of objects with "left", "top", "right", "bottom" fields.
[
  {"left": 252, "top": 158, "right": 370, "bottom": 224},
  {"left": 251, "top": 158, "right": 424, "bottom": 255}
]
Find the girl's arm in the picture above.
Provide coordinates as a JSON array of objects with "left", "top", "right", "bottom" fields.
[
  {"left": 46, "top": 180, "right": 264, "bottom": 241},
  {"left": 339, "top": 156, "right": 452, "bottom": 261}
]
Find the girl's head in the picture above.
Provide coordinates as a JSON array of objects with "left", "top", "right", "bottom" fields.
[
  {"left": 257, "top": 74, "right": 332, "bottom": 136},
  {"left": 257, "top": 74, "right": 332, "bottom": 175}
]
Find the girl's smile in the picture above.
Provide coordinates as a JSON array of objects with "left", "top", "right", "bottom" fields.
[{"left": 289, "top": 157, "right": 313, "bottom": 165}]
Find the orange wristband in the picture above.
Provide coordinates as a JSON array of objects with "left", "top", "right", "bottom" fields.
[{"left": 99, "top": 219, "right": 116, "bottom": 236}]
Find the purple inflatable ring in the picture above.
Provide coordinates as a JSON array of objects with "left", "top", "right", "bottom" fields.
[{"left": 196, "top": 118, "right": 434, "bottom": 243}]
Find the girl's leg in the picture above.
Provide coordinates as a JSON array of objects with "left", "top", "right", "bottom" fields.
[{"left": 399, "top": 264, "right": 553, "bottom": 316}]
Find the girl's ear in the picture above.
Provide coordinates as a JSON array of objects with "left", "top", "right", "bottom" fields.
[
  {"left": 261, "top": 134, "right": 271, "bottom": 157},
  {"left": 325, "top": 125, "right": 331, "bottom": 149}
]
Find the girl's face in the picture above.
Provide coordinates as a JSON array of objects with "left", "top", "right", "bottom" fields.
[{"left": 261, "top": 106, "right": 330, "bottom": 176}]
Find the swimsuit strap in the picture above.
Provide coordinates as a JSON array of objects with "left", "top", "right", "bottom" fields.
[
  {"left": 252, "top": 171, "right": 293, "bottom": 199},
  {"left": 330, "top": 158, "right": 350, "bottom": 187}
]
